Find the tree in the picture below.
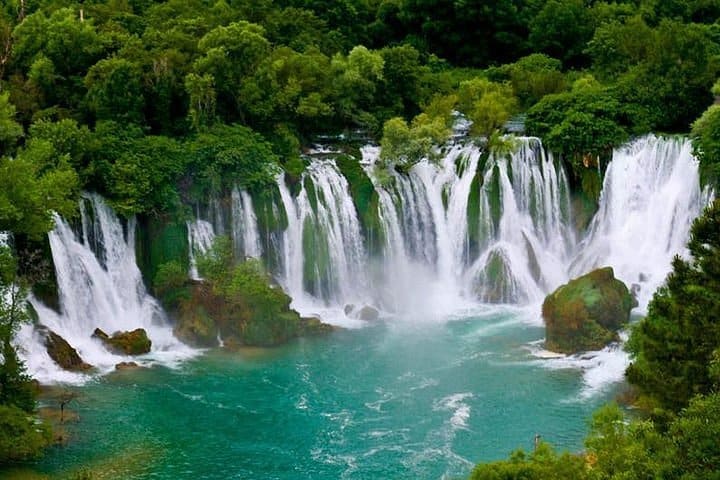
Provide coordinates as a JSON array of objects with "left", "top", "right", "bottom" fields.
[
  {"left": 0, "top": 247, "right": 35, "bottom": 414},
  {"left": 0, "top": 141, "right": 79, "bottom": 239},
  {"left": 691, "top": 82, "right": 720, "bottom": 186},
  {"left": 528, "top": 0, "right": 594, "bottom": 67},
  {"left": 457, "top": 77, "right": 518, "bottom": 138},
  {"left": 627, "top": 199, "right": 720, "bottom": 414},
  {"left": 0, "top": 92, "right": 23, "bottom": 153},
  {"left": 468, "top": 442, "right": 588, "bottom": 480},
  {"left": 85, "top": 57, "right": 145, "bottom": 124}
]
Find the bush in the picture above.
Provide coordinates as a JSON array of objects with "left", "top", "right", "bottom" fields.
[{"left": 0, "top": 404, "right": 51, "bottom": 463}]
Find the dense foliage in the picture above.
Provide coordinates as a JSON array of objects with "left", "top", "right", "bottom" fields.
[
  {"left": 0, "top": 0, "right": 715, "bottom": 212},
  {"left": 626, "top": 199, "right": 720, "bottom": 414}
]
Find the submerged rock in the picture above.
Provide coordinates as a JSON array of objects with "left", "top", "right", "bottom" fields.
[
  {"left": 42, "top": 328, "right": 92, "bottom": 371},
  {"left": 543, "top": 267, "right": 633, "bottom": 354},
  {"left": 93, "top": 328, "right": 152, "bottom": 355}
]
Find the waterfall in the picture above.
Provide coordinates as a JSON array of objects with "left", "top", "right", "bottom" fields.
[
  {"left": 364, "top": 138, "right": 574, "bottom": 309},
  {"left": 16, "top": 134, "right": 706, "bottom": 383},
  {"left": 571, "top": 135, "right": 706, "bottom": 311},
  {"left": 20, "top": 194, "right": 193, "bottom": 383},
  {"left": 182, "top": 135, "right": 703, "bottom": 320},
  {"left": 467, "top": 139, "right": 574, "bottom": 304},
  {"left": 187, "top": 218, "right": 215, "bottom": 280},
  {"left": 231, "top": 187, "right": 262, "bottom": 259},
  {"left": 277, "top": 161, "right": 368, "bottom": 309}
]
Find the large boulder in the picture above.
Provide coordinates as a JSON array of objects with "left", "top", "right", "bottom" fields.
[
  {"left": 543, "top": 267, "right": 634, "bottom": 354},
  {"left": 93, "top": 328, "right": 152, "bottom": 355},
  {"left": 357, "top": 305, "right": 380, "bottom": 322},
  {"left": 43, "top": 329, "right": 92, "bottom": 371}
]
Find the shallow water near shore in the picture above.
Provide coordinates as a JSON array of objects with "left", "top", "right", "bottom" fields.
[{"left": 28, "top": 309, "right": 621, "bottom": 480}]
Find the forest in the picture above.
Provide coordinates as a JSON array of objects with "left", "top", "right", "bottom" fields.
[{"left": 0, "top": 0, "right": 719, "bottom": 478}]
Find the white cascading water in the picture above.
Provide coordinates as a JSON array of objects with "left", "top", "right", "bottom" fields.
[
  {"left": 277, "top": 161, "right": 368, "bottom": 314},
  {"left": 466, "top": 138, "right": 574, "bottom": 304},
  {"left": 20, "top": 194, "right": 193, "bottom": 383},
  {"left": 231, "top": 187, "right": 262, "bottom": 259},
  {"left": 571, "top": 135, "right": 706, "bottom": 312},
  {"left": 364, "top": 138, "right": 574, "bottom": 312},
  {"left": 187, "top": 218, "right": 215, "bottom": 280},
  {"left": 365, "top": 144, "right": 481, "bottom": 316}
]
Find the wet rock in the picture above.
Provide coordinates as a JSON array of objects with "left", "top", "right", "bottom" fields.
[
  {"left": 43, "top": 329, "right": 93, "bottom": 371},
  {"left": 344, "top": 304, "right": 355, "bottom": 316},
  {"left": 115, "top": 361, "right": 140, "bottom": 371},
  {"left": 299, "top": 316, "right": 336, "bottom": 336},
  {"left": 93, "top": 328, "right": 151, "bottom": 355},
  {"left": 543, "top": 267, "right": 633, "bottom": 354},
  {"left": 357, "top": 305, "right": 380, "bottom": 322}
]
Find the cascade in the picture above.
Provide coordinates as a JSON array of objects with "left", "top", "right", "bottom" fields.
[
  {"left": 187, "top": 218, "right": 215, "bottom": 280},
  {"left": 571, "top": 135, "right": 706, "bottom": 311},
  {"left": 466, "top": 138, "right": 574, "bottom": 304},
  {"left": 277, "top": 160, "right": 368, "bottom": 307},
  {"left": 20, "top": 194, "right": 191, "bottom": 383},
  {"left": 231, "top": 187, "right": 262, "bottom": 259},
  {"left": 188, "top": 135, "right": 701, "bottom": 318},
  {"left": 15, "top": 135, "right": 707, "bottom": 383},
  {"left": 365, "top": 138, "right": 574, "bottom": 309}
]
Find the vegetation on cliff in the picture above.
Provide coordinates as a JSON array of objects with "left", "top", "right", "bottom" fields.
[{"left": 157, "top": 237, "right": 331, "bottom": 348}]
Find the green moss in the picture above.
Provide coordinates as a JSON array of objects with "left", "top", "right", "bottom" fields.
[
  {"left": 487, "top": 164, "right": 503, "bottom": 231},
  {"left": 543, "top": 267, "right": 633, "bottom": 353},
  {"left": 302, "top": 217, "right": 331, "bottom": 299},
  {"left": 335, "top": 154, "right": 384, "bottom": 256},
  {"left": 572, "top": 166, "right": 602, "bottom": 231},
  {"left": 466, "top": 170, "right": 482, "bottom": 258},
  {"left": 135, "top": 216, "right": 189, "bottom": 291}
]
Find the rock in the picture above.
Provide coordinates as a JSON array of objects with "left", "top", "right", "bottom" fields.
[
  {"left": 115, "top": 361, "right": 140, "bottom": 371},
  {"left": 93, "top": 328, "right": 152, "bottom": 355},
  {"left": 299, "top": 316, "right": 336, "bottom": 336},
  {"left": 344, "top": 304, "right": 355, "bottom": 316},
  {"left": 630, "top": 283, "right": 641, "bottom": 308},
  {"left": 43, "top": 329, "right": 92, "bottom": 371},
  {"left": 543, "top": 267, "right": 634, "bottom": 354},
  {"left": 173, "top": 287, "right": 220, "bottom": 348},
  {"left": 357, "top": 305, "right": 380, "bottom": 322}
]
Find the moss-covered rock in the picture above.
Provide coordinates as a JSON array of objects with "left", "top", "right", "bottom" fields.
[
  {"left": 43, "top": 329, "right": 92, "bottom": 371},
  {"left": 543, "top": 267, "right": 633, "bottom": 354},
  {"left": 93, "top": 328, "right": 152, "bottom": 355},
  {"left": 173, "top": 282, "right": 220, "bottom": 347},
  {"left": 170, "top": 254, "right": 334, "bottom": 348},
  {"left": 299, "top": 316, "right": 336, "bottom": 336}
]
